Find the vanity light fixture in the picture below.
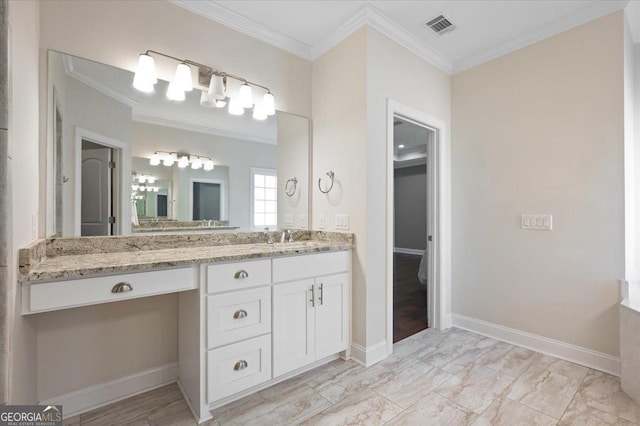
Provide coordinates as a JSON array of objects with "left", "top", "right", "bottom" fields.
[
  {"left": 252, "top": 104, "right": 267, "bottom": 121},
  {"left": 149, "top": 151, "right": 215, "bottom": 171},
  {"left": 132, "top": 50, "right": 276, "bottom": 120}
]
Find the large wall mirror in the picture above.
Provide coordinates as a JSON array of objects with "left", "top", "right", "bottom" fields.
[{"left": 45, "top": 50, "right": 310, "bottom": 236}]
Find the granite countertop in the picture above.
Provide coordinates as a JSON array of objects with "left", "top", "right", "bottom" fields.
[
  {"left": 19, "top": 232, "right": 353, "bottom": 283},
  {"left": 133, "top": 226, "right": 240, "bottom": 233}
]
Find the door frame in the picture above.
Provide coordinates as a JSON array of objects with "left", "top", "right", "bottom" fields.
[
  {"left": 74, "top": 127, "right": 130, "bottom": 236},
  {"left": 188, "top": 178, "right": 227, "bottom": 221},
  {"left": 386, "top": 99, "right": 451, "bottom": 355}
]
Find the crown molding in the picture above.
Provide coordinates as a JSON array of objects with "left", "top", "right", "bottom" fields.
[
  {"left": 167, "top": 0, "right": 312, "bottom": 59},
  {"left": 63, "top": 55, "right": 138, "bottom": 108},
  {"left": 312, "top": 5, "right": 454, "bottom": 75},
  {"left": 132, "top": 114, "right": 277, "bottom": 146},
  {"left": 452, "top": 0, "right": 629, "bottom": 74}
]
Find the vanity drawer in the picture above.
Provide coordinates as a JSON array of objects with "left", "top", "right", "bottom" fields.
[
  {"left": 206, "top": 259, "right": 271, "bottom": 294},
  {"left": 24, "top": 267, "right": 196, "bottom": 314},
  {"left": 207, "top": 334, "right": 271, "bottom": 403},
  {"left": 207, "top": 287, "right": 271, "bottom": 348},
  {"left": 272, "top": 251, "right": 349, "bottom": 283}
]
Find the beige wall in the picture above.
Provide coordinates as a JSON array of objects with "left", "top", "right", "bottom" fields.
[
  {"left": 30, "top": 0, "right": 311, "bottom": 402},
  {"left": 312, "top": 28, "right": 368, "bottom": 345},
  {"left": 312, "top": 27, "right": 451, "bottom": 349},
  {"left": 7, "top": 0, "right": 39, "bottom": 404},
  {"left": 451, "top": 12, "right": 625, "bottom": 356}
]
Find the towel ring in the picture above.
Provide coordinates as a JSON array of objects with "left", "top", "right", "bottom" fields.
[
  {"left": 318, "top": 171, "right": 335, "bottom": 194},
  {"left": 285, "top": 177, "right": 298, "bottom": 197}
]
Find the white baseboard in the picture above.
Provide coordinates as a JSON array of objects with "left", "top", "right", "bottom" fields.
[
  {"left": 351, "top": 340, "right": 388, "bottom": 367},
  {"left": 451, "top": 314, "right": 621, "bottom": 376},
  {"left": 393, "top": 247, "right": 425, "bottom": 256},
  {"left": 41, "top": 362, "right": 178, "bottom": 419}
]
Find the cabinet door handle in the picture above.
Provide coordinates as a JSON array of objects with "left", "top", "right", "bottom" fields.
[
  {"left": 309, "top": 286, "right": 315, "bottom": 307},
  {"left": 234, "top": 360, "right": 248, "bottom": 371},
  {"left": 319, "top": 283, "right": 324, "bottom": 306},
  {"left": 234, "top": 270, "right": 249, "bottom": 279},
  {"left": 111, "top": 282, "right": 133, "bottom": 293},
  {"left": 233, "top": 309, "right": 248, "bottom": 319}
]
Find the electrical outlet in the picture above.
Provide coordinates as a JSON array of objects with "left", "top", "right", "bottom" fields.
[
  {"left": 283, "top": 214, "right": 294, "bottom": 228},
  {"left": 318, "top": 214, "right": 325, "bottom": 229},
  {"left": 335, "top": 214, "right": 349, "bottom": 230},
  {"left": 298, "top": 214, "right": 307, "bottom": 228}
]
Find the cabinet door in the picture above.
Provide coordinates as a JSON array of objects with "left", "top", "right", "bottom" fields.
[
  {"left": 314, "top": 273, "right": 349, "bottom": 359},
  {"left": 272, "top": 279, "right": 315, "bottom": 377}
]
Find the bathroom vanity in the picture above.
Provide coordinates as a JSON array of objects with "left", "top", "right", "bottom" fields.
[{"left": 19, "top": 231, "right": 353, "bottom": 422}]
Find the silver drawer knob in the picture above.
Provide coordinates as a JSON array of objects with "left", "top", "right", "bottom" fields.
[
  {"left": 234, "top": 270, "right": 249, "bottom": 279},
  {"left": 111, "top": 282, "right": 133, "bottom": 293},
  {"left": 233, "top": 309, "right": 248, "bottom": 319},
  {"left": 234, "top": 360, "right": 248, "bottom": 371}
]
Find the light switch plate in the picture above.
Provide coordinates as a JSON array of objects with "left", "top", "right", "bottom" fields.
[
  {"left": 521, "top": 214, "right": 552, "bottom": 230},
  {"left": 298, "top": 214, "right": 307, "bottom": 229},
  {"left": 318, "top": 214, "right": 325, "bottom": 229},
  {"left": 335, "top": 214, "right": 350, "bottom": 230}
]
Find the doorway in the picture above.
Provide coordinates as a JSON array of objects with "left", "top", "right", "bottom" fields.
[
  {"left": 80, "top": 140, "right": 114, "bottom": 236},
  {"left": 192, "top": 181, "right": 222, "bottom": 221},
  {"left": 392, "top": 118, "right": 434, "bottom": 342}
]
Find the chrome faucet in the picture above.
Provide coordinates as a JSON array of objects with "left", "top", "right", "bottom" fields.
[
  {"left": 280, "top": 229, "right": 294, "bottom": 243},
  {"left": 287, "top": 229, "right": 294, "bottom": 243},
  {"left": 264, "top": 228, "right": 274, "bottom": 244}
]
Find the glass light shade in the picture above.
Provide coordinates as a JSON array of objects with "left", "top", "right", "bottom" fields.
[
  {"left": 137, "top": 176, "right": 146, "bottom": 183},
  {"left": 147, "top": 176, "right": 156, "bottom": 184},
  {"left": 190, "top": 156, "right": 202, "bottom": 170},
  {"left": 203, "top": 160, "right": 214, "bottom": 171},
  {"left": 200, "top": 90, "right": 216, "bottom": 108},
  {"left": 208, "top": 74, "right": 226, "bottom": 100},
  {"left": 252, "top": 104, "right": 267, "bottom": 121},
  {"left": 152, "top": 187, "right": 159, "bottom": 192},
  {"left": 238, "top": 83, "right": 253, "bottom": 108},
  {"left": 162, "top": 153, "right": 176, "bottom": 166},
  {"left": 263, "top": 92, "right": 275, "bottom": 116},
  {"left": 149, "top": 153, "right": 161, "bottom": 166},
  {"left": 174, "top": 62, "right": 193, "bottom": 92},
  {"left": 166, "top": 81, "right": 185, "bottom": 101},
  {"left": 139, "top": 186, "right": 146, "bottom": 192},
  {"left": 215, "top": 100, "right": 227, "bottom": 108},
  {"left": 177, "top": 155, "right": 189, "bottom": 168},
  {"left": 131, "top": 184, "right": 139, "bottom": 191},
  {"left": 133, "top": 54, "right": 157, "bottom": 92},
  {"left": 228, "top": 98, "right": 244, "bottom": 116}
]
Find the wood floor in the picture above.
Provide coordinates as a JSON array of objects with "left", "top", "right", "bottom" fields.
[
  {"left": 63, "top": 328, "right": 640, "bottom": 425},
  {"left": 393, "top": 252, "right": 427, "bottom": 343}
]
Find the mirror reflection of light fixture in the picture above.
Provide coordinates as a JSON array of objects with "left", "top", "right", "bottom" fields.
[
  {"left": 204, "top": 160, "right": 215, "bottom": 171},
  {"left": 178, "top": 155, "right": 189, "bottom": 168},
  {"left": 132, "top": 50, "right": 275, "bottom": 121},
  {"left": 149, "top": 151, "right": 215, "bottom": 171},
  {"left": 190, "top": 155, "right": 203, "bottom": 170},
  {"left": 149, "top": 153, "right": 161, "bottom": 166},
  {"left": 162, "top": 153, "right": 176, "bottom": 166}
]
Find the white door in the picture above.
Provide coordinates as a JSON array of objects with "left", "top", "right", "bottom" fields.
[
  {"left": 272, "top": 279, "right": 315, "bottom": 377},
  {"left": 314, "top": 273, "right": 349, "bottom": 359},
  {"left": 81, "top": 145, "right": 112, "bottom": 236}
]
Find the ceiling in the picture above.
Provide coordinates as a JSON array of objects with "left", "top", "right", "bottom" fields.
[{"left": 170, "top": 0, "right": 633, "bottom": 74}]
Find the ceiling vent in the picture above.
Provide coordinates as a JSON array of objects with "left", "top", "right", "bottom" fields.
[{"left": 424, "top": 14, "right": 456, "bottom": 36}]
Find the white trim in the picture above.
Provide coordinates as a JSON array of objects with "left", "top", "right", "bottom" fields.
[
  {"left": 452, "top": 1, "right": 627, "bottom": 73},
  {"left": 63, "top": 54, "right": 137, "bottom": 108},
  {"left": 313, "top": 5, "right": 453, "bottom": 74},
  {"left": 386, "top": 99, "right": 452, "bottom": 358},
  {"left": 132, "top": 114, "right": 277, "bottom": 146},
  {"left": 167, "top": 0, "right": 311, "bottom": 60},
  {"left": 350, "top": 341, "right": 388, "bottom": 367},
  {"left": 451, "top": 314, "right": 621, "bottom": 377},
  {"left": 41, "top": 363, "right": 178, "bottom": 419},
  {"left": 74, "top": 127, "right": 131, "bottom": 237},
  {"left": 393, "top": 247, "right": 424, "bottom": 256}
]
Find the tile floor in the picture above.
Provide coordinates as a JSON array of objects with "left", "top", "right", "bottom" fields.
[{"left": 64, "top": 327, "right": 640, "bottom": 425}]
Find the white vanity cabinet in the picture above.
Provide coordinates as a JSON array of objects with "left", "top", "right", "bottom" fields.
[
  {"left": 178, "top": 250, "right": 351, "bottom": 423},
  {"left": 272, "top": 273, "right": 349, "bottom": 377}
]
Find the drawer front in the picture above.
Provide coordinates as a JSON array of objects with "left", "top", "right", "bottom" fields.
[
  {"left": 207, "top": 287, "right": 271, "bottom": 348},
  {"left": 207, "top": 334, "right": 271, "bottom": 403},
  {"left": 27, "top": 267, "right": 196, "bottom": 314},
  {"left": 272, "top": 251, "right": 349, "bottom": 283},
  {"left": 207, "top": 260, "right": 271, "bottom": 294}
]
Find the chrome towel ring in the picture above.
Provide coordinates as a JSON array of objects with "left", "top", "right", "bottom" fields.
[
  {"left": 318, "top": 171, "right": 335, "bottom": 194},
  {"left": 285, "top": 177, "right": 298, "bottom": 197}
]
